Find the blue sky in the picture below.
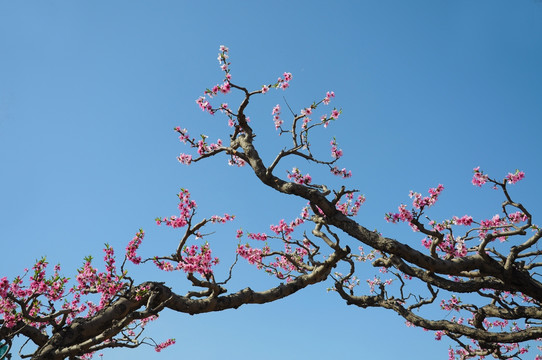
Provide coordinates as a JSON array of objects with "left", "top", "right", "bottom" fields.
[{"left": 1, "top": 1, "right": 542, "bottom": 359}]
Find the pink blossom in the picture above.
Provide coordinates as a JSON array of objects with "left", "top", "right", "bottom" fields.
[
  {"left": 272, "top": 104, "right": 282, "bottom": 129},
  {"left": 409, "top": 184, "right": 444, "bottom": 209},
  {"left": 156, "top": 188, "right": 197, "bottom": 228},
  {"left": 177, "top": 243, "right": 219, "bottom": 277},
  {"left": 220, "top": 82, "right": 231, "bottom": 94},
  {"left": 175, "top": 127, "right": 190, "bottom": 143},
  {"left": 0, "top": 277, "right": 9, "bottom": 298},
  {"left": 385, "top": 204, "right": 413, "bottom": 223},
  {"left": 330, "top": 139, "right": 343, "bottom": 159},
  {"left": 336, "top": 193, "right": 366, "bottom": 216},
  {"left": 453, "top": 215, "right": 473, "bottom": 226},
  {"left": 196, "top": 96, "right": 214, "bottom": 114},
  {"left": 287, "top": 167, "right": 312, "bottom": 185},
  {"left": 421, "top": 238, "right": 431, "bottom": 249},
  {"left": 509, "top": 211, "right": 527, "bottom": 223},
  {"left": 330, "top": 109, "right": 340, "bottom": 119},
  {"left": 153, "top": 258, "right": 174, "bottom": 271},
  {"left": 247, "top": 232, "right": 268, "bottom": 241},
  {"left": 472, "top": 166, "right": 488, "bottom": 187},
  {"left": 320, "top": 114, "right": 330, "bottom": 127},
  {"left": 237, "top": 244, "right": 267, "bottom": 266},
  {"left": 478, "top": 214, "right": 509, "bottom": 241},
  {"left": 268, "top": 218, "right": 304, "bottom": 243},
  {"left": 210, "top": 213, "right": 235, "bottom": 224},
  {"left": 155, "top": 338, "right": 176, "bottom": 352},
  {"left": 440, "top": 295, "right": 461, "bottom": 311},
  {"left": 322, "top": 91, "right": 335, "bottom": 105},
  {"left": 301, "top": 107, "right": 312, "bottom": 116},
  {"left": 228, "top": 155, "right": 246, "bottom": 167},
  {"left": 300, "top": 206, "right": 310, "bottom": 219},
  {"left": 506, "top": 170, "right": 525, "bottom": 184},
  {"left": 125, "top": 230, "right": 144, "bottom": 265},
  {"left": 302, "top": 117, "right": 311, "bottom": 129},
  {"left": 177, "top": 153, "right": 192, "bottom": 165},
  {"left": 330, "top": 166, "right": 352, "bottom": 178}
]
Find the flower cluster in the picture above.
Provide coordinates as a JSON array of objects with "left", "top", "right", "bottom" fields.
[
  {"left": 196, "top": 96, "right": 214, "bottom": 114},
  {"left": 76, "top": 245, "right": 126, "bottom": 311},
  {"left": 336, "top": 193, "right": 366, "bottom": 216},
  {"left": 388, "top": 170, "right": 531, "bottom": 262},
  {"left": 322, "top": 91, "right": 335, "bottom": 105},
  {"left": 247, "top": 232, "right": 268, "bottom": 241},
  {"left": 218, "top": 45, "right": 230, "bottom": 71},
  {"left": 210, "top": 214, "right": 235, "bottom": 224},
  {"left": 152, "top": 258, "right": 174, "bottom": 272},
  {"left": 197, "top": 40, "right": 232, "bottom": 111},
  {"left": 300, "top": 205, "right": 310, "bottom": 220},
  {"left": 155, "top": 338, "right": 176, "bottom": 353},
  {"left": 386, "top": 185, "right": 444, "bottom": 226},
  {"left": 452, "top": 215, "right": 473, "bottom": 226},
  {"left": 228, "top": 155, "right": 246, "bottom": 167},
  {"left": 236, "top": 244, "right": 269, "bottom": 267},
  {"left": 440, "top": 295, "right": 461, "bottom": 311},
  {"left": 330, "top": 138, "right": 343, "bottom": 159},
  {"left": 339, "top": 274, "right": 361, "bottom": 291},
  {"left": 270, "top": 218, "right": 304, "bottom": 241},
  {"left": 277, "top": 72, "right": 292, "bottom": 90},
  {"left": 354, "top": 246, "right": 376, "bottom": 262},
  {"left": 506, "top": 169, "right": 525, "bottom": 184},
  {"left": 261, "top": 71, "right": 293, "bottom": 93},
  {"left": 268, "top": 243, "right": 309, "bottom": 281},
  {"left": 177, "top": 243, "right": 219, "bottom": 277},
  {"left": 422, "top": 234, "right": 468, "bottom": 258},
  {"left": 134, "top": 284, "right": 151, "bottom": 301},
  {"left": 478, "top": 214, "right": 511, "bottom": 242},
  {"left": 472, "top": 166, "right": 489, "bottom": 187},
  {"left": 177, "top": 153, "right": 192, "bottom": 165},
  {"left": 385, "top": 204, "right": 413, "bottom": 224},
  {"left": 125, "top": 229, "right": 144, "bottom": 265},
  {"left": 156, "top": 188, "right": 197, "bottom": 228},
  {"left": 287, "top": 167, "right": 312, "bottom": 185},
  {"left": 197, "top": 136, "right": 222, "bottom": 155},
  {"left": 366, "top": 276, "right": 393, "bottom": 293},
  {"left": 509, "top": 211, "right": 527, "bottom": 223},
  {"left": 409, "top": 184, "right": 444, "bottom": 209},
  {"left": 237, "top": 213, "right": 310, "bottom": 281},
  {"left": 204, "top": 82, "right": 231, "bottom": 98},
  {"left": 0, "top": 259, "right": 70, "bottom": 328},
  {"left": 272, "top": 104, "right": 282, "bottom": 130},
  {"left": 330, "top": 166, "right": 352, "bottom": 178},
  {"left": 301, "top": 107, "right": 312, "bottom": 116},
  {"left": 175, "top": 127, "right": 190, "bottom": 143},
  {"left": 0, "top": 152, "right": 247, "bottom": 358}
]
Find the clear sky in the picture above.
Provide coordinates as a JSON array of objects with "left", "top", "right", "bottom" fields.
[{"left": 1, "top": 1, "right": 542, "bottom": 359}]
